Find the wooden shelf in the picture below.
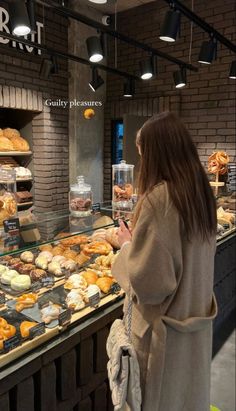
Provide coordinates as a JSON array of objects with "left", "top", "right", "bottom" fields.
[
  {"left": 17, "top": 202, "right": 33, "bottom": 207},
  {"left": 16, "top": 178, "right": 33, "bottom": 182},
  {"left": 0, "top": 151, "right": 32, "bottom": 156}
]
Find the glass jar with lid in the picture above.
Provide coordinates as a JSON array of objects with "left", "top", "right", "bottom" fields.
[
  {"left": 0, "top": 167, "right": 17, "bottom": 228},
  {"left": 69, "top": 176, "right": 93, "bottom": 217},
  {"left": 112, "top": 160, "right": 134, "bottom": 210}
]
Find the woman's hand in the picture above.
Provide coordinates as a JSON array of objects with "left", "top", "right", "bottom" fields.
[{"left": 117, "top": 219, "right": 132, "bottom": 247}]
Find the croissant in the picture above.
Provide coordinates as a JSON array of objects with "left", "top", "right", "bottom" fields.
[
  {"left": 35, "top": 256, "right": 48, "bottom": 270},
  {"left": 48, "top": 262, "right": 63, "bottom": 277},
  {"left": 0, "top": 136, "right": 14, "bottom": 151},
  {"left": 11, "top": 135, "right": 30, "bottom": 152},
  {"left": 38, "top": 251, "right": 53, "bottom": 262},
  {"left": 82, "top": 270, "right": 98, "bottom": 285},
  {"left": 52, "top": 245, "right": 65, "bottom": 256},
  {"left": 96, "top": 277, "right": 114, "bottom": 294},
  {"left": 20, "top": 321, "right": 38, "bottom": 338}
]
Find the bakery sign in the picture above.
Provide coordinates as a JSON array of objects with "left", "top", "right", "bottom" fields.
[{"left": 0, "top": 5, "right": 43, "bottom": 55}]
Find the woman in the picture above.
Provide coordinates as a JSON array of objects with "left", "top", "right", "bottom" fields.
[{"left": 111, "top": 111, "right": 217, "bottom": 411}]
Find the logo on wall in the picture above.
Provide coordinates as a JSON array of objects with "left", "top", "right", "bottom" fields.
[
  {"left": 84, "top": 109, "right": 95, "bottom": 119},
  {"left": 0, "top": 6, "right": 43, "bottom": 55}
]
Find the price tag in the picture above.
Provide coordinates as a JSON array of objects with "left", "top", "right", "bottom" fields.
[
  {"left": 31, "top": 281, "right": 42, "bottom": 292},
  {"left": 3, "top": 218, "right": 20, "bottom": 234},
  {"left": 0, "top": 292, "right": 6, "bottom": 305},
  {"left": 41, "top": 276, "right": 55, "bottom": 288},
  {"left": 29, "top": 322, "right": 45, "bottom": 339},
  {"left": 58, "top": 309, "right": 72, "bottom": 327},
  {"left": 110, "top": 283, "right": 121, "bottom": 294},
  {"left": 89, "top": 292, "right": 100, "bottom": 308},
  {"left": 4, "top": 235, "right": 20, "bottom": 248},
  {"left": 92, "top": 202, "right": 101, "bottom": 213},
  {"left": 3, "top": 335, "right": 21, "bottom": 353},
  {"left": 37, "top": 296, "right": 49, "bottom": 309}
]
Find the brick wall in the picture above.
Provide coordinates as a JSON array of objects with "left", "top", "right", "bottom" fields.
[
  {"left": 104, "top": 0, "right": 236, "bottom": 199},
  {"left": 0, "top": 1, "right": 69, "bottom": 212}
]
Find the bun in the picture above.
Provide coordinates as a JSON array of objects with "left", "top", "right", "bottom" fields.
[
  {"left": 11, "top": 135, "right": 30, "bottom": 152},
  {"left": 96, "top": 277, "right": 114, "bottom": 293},
  {"left": 3, "top": 128, "right": 20, "bottom": 139},
  {"left": 20, "top": 251, "right": 34, "bottom": 263},
  {"left": 0, "top": 136, "right": 14, "bottom": 151}
]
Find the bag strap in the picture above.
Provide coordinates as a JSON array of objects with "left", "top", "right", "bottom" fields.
[{"left": 124, "top": 282, "right": 133, "bottom": 342}]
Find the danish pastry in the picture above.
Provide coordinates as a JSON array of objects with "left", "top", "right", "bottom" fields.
[
  {"left": 66, "top": 289, "right": 85, "bottom": 311},
  {"left": 0, "top": 323, "right": 16, "bottom": 339},
  {"left": 96, "top": 277, "right": 114, "bottom": 293},
  {"left": 64, "top": 273, "right": 87, "bottom": 290},
  {"left": 75, "top": 252, "right": 91, "bottom": 266},
  {"left": 20, "top": 321, "right": 38, "bottom": 338},
  {"left": 81, "top": 270, "right": 98, "bottom": 285},
  {"left": 0, "top": 317, "right": 8, "bottom": 328},
  {"left": 52, "top": 245, "right": 65, "bottom": 256},
  {"left": 41, "top": 302, "right": 61, "bottom": 324},
  {"left": 59, "top": 234, "right": 89, "bottom": 247},
  {"left": 15, "top": 293, "right": 38, "bottom": 312},
  {"left": 63, "top": 249, "right": 77, "bottom": 261},
  {"left": 83, "top": 240, "right": 113, "bottom": 256}
]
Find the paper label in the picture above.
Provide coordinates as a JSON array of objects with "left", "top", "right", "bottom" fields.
[
  {"left": 58, "top": 309, "right": 72, "bottom": 326},
  {"left": 3, "top": 335, "right": 21, "bottom": 352},
  {"left": 89, "top": 292, "right": 100, "bottom": 308},
  {"left": 3, "top": 218, "right": 20, "bottom": 234},
  {"left": 29, "top": 322, "right": 45, "bottom": 339}
]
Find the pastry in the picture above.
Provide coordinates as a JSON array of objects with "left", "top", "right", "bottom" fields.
[
  {"left": 0, "top": 323, "right": 16, "bottom": 339},
  {"left": 83, "top": 240, "right": 113, "bottom": 256},
  {"left": 48, "top": 262, "right": 63, "bottom": 277},
  {"left": 1, "top": 269, "right": 19, "bottom": 285},
  {"left": 105, "top": 227, "right": 120, "bottom": 249},
  {"left": 84, "top": 284, "right": 101, "bottom": 303},
  {"left": 96, "top": 277, "right": 114, "bottom": 294},
  {"left": 57, "top": 234, "right": 89, "bottom": 247},
  {"left": 0, "top": 136, "right": 14, "bottom": 151},
  {"left": 30, "top": 268, "right": 47, "bottom": 282},
  {"left": 35, "top": 256, "right": 48, "bottom": 270},
  {"left": 0, "top": 128, "right": 3, "bottom": 138},
  {"left": 8, "top": 257, "right": 21, "bottom": 267},
  {"left": 14, "top": 166, "right": 32, "bottom": 179},
  {"left": 15, "top": 191, "right": 33, "bottom": 203},
  {"left": 64, "top": 273, "right": 87, "bottom": 290},
  {"left": 113, "top": 183, "right": 133, "bottom": 201},
  {"left": 15, "top": 293, "right": 38, "bottom": 312},
  {"left": 19, "top": 263, "right": 35, "bottom": 275},
  {"left": 3, "top": 196, "right": 17, "bottom": 216},
  {"left": 0, "top": 317, "right": 8, "bottom": 328},
  {"left": 93, "top": 215, "right": 114, "bottom": 229},
  {"left": 10, "top": 261, "right": 24, "bottom": 271},
  {"left": 66, "top": 289, "right": 85, "bottom": 311},
  {"left": 38, "top": 251, "right": 53, "bottom": 262},
  {"left": 0, "top": 265, "right": 9, "bottom": 278},
  {"left": 20, "top": 251, "right": 35, "bottom": 263},
  {"left": 41, "top": 302, "right": 61, "bottom": 324},
  {"left": 52, "top": 255, "right": 67, "bottom": 266},
  {"left": 70, "top": 197, "right": 92, "bottom": 212},
  {"left": 20, "top": 321, "right": 38, "bottom": 338},
  {"left": 91, "top": 228, "right": 107, "bottom": 242},
  {"left": 216, "top": 151, "right": 230, "bottom": 165},
  {"left": 3, "top": 128, "right": 20, "bottom": 139},
  {"left": 11, "top": 274, "right": 31, "bottom": 291},
  {"left": 52, "top": 245, "right": 65, "bottom": 256},
  {"left": 10, "top": 135, "right": 30, "bottom": 152},
  {"left": 61, "top": 259, "right": 77, "bottom": 272},
  {"left": 39, "top": 244, "right": 53, "bottom": 252},
  {"left": 63, "top": 249, "right": 77, "bottom": 261},
  {"left": 81, "top": 270, "right": 98, "bottom": 285},
  {"left": 75, "top": 252, "right": 91, "bottom": 266},
  {"left": 94, "top": 252, "right": 117, "bottom": 269}
]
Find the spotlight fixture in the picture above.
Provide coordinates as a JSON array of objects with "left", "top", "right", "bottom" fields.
[
  {"left": 86, "top": 36, "right": 104, "bottom": 63},
  {"left": 140, "top": 56, "right": 157, "bottom": 80},
  {"left": 198, "top": 39, "right": 217, "bottom": 64},
  {"left": 229, "top": 60, "right": 236, "bottom": 79},
  {"left": 27, "top": 0, "right": 36, "bottom": 34},
  {"left": 173, "top": 67, "right": 186, "bottom": 88},
  {"left": 88, "top": 0, "right": 108, "bottom": 3},
  {"left": 9, "top": 0, "right": 31, "bottom": 36},
  {"left": 159, "top": 8, "right": 181, "bottom": 42},
  {"left": 123, "top": 78, "right": 135, "bottom": 97},
  {"left": 40, "top": 56, "right": 58, "bottom": 78},
  {"left": 89, "top": 68, "right": 104, "bottom": 92}
]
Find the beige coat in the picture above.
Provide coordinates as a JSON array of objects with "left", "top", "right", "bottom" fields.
[{"left": 112, "top": 182, "right": 217, "bottom": 411}]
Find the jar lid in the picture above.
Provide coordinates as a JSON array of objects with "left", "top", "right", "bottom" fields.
[
  {"left": 70, "top": 176, "right": 91, "bottom": 192},
  {"left": 112, "top": 160, "right": 134, "bottom": 170}
]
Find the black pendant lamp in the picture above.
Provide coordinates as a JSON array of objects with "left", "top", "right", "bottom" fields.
[
  {"left": 159, "top": 9, "right": 181, "bottom": 42},
  {"left": 173, "top": 67, "right": 186, "bottom": 88},
  {"left": 27, "top": 0, "right": 36, "bottom": 34},
  {"left": 86, "top": 36, "right": 104, "bottom": 63},
  {"left": 229, "top": 60, "right": 236, "bottom": 79},
  {"left": 9, "top": 0, "right": 31, "bottom": 36},
  {"left": 140, "top": 56, "right": 157, "bottom": 80},
  {"left": 198, "top": 39, "right": 217, "bottom": 64},
  {"left": 40, "top": 56, "right": 58, "bottom": 78},
  {"left": 89, "top": 68, "right": 104, "bottom": 92},
  {"left": 123, "top": 78, "right": 135, "bottom": 97}
]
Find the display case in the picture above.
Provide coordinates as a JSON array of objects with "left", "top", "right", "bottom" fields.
[{"left": 0, "top": 208, "right": 124, "bottom": 368}]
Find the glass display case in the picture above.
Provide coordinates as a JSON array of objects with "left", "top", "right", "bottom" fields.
[{"left": 0, "top": 209, "right": 124, "bottom": 367}]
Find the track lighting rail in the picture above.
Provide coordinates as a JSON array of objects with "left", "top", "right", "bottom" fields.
[
  {"left": 161, "top": 0, "right": 236, "bottom": 53},
  {"left": 37, "top": 0, "right": 198, "bottom": 72},
  {"left": 0, "top": 31, "right": 140, "bottom": 80}
]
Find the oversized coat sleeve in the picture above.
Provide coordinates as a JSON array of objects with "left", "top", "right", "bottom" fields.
[{"left": 112, "top": 192, "right": 180, "bottom": 306}]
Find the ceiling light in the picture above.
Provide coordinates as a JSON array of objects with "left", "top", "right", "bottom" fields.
[
  {"left": 198, "top": 39, "right": 217, "bottom": 64},
  {"left": 89, "top": 68, "right": 104, "bottom": 92},
  {"left": 229, "top": 60, "right": 236, "bottom": 79},
  {"left": 88, "top": 0, "right": 108, "bottom": 3},
  {"left": 173, "top": 67, "right": 186, "bottom": 88},
  {"left": 123, "top": 78, "right": 135, "bottom": 97},
  {"left": 9, "top": 0, "right": 31, "bottom": 36},
  {"left": 159, "top": 9, "right": 181, "bottom": 42},
  {"left": 140, "top": 56, "right": 157, "bottom": 80},
  {"left": 86, "top": 36, "right": 104, "bottom": 63}
]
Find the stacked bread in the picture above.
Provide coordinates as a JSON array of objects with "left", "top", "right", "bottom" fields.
[{"left": 0, "top": 128, "right": 30, "bottom": 152}]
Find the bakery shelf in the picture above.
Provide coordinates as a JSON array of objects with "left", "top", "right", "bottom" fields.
[
  {"left": 0, "top": 151, "right": 32, "bottom": 156},
  {"left": 17, "top": 201, "right": 34, "bottom": 207},
  {"left": 16, "top": 178, "right": 33, "bottom": 182}
]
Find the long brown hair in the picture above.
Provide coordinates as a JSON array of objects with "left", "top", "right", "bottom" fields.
[{"left": 135, "top": 111, "right": 217, "bottom": 240}]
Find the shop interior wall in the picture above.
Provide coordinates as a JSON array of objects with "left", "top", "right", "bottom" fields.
[
  {"left": 69, "top": 1, "right": 106, "bottom": 203},
  {"left": 0, "top": 1, "right": 69, "bottom": 212},
  {"left": 104, "top": 0, "right": 236, "bottom": 199}
]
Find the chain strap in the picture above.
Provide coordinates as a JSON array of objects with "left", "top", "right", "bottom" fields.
[{"left": 124, "top": 283, "right": 133, "bottom": 342}]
